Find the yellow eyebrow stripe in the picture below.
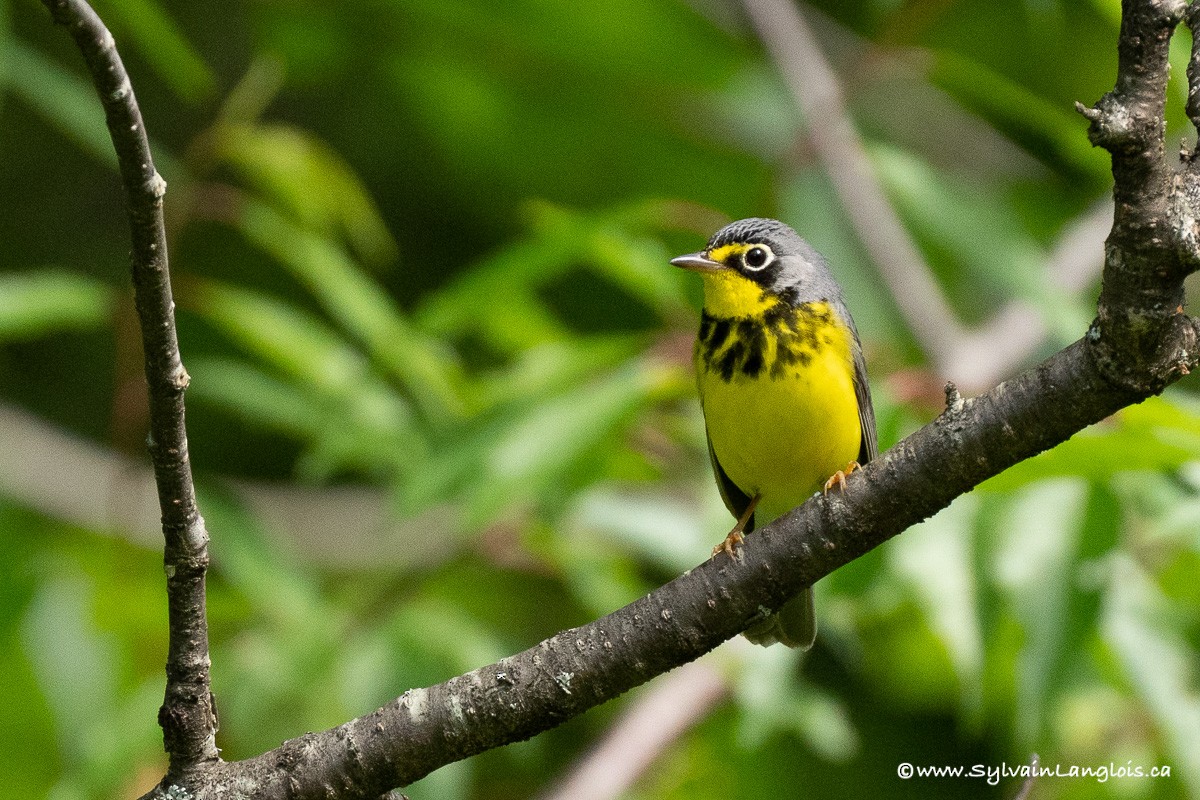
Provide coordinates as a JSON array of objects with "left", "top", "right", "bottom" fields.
[{"left": 708, "top": 243, "right": 752, "bottom": 263}]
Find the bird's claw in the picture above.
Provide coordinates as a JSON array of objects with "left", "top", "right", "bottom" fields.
[
  {"left": 711, "top": 529, "right": 745, "bottom": 559},
  {"left": 823, "top": 461, "right": 862, "bottom": 495}
]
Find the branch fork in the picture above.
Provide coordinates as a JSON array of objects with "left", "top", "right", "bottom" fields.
[{"left": 1073, "top": 0, "right": 1200, "bottom": 394}]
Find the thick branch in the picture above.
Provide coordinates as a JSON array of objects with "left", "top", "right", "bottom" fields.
[
  {"left": 185, "top": 333, "right": 1199, "bottom": 799},
  {"left": 41, "top": 0, "right": 217, "bottom": 774},
  {"left": 1079, "top": 0, "right": 1191, "bottom": 390}
]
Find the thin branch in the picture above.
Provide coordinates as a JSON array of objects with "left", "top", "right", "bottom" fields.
[
  {"left": 40, "top": 0, "right": 217, "bottom": 774},
  {"left": 740, "top": 0, "right": 1110, "bottom": 391},
  {"left": 740, "top": 0, "right": 964, "bottom": 367},
  {"left": 1012, "top": 753, "right": 1039, "bottom": 800},
  {"left": 534, "top": 658, "right": 729, "bottom": 800},
  {"left": 0, "top": 401, "right": 460, "bottom": 569}
]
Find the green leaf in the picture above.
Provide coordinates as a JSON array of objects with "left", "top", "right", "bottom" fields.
[
  {"left": 563, "top": 484, "right": 713, "bottom": 575},
  {"left": 198, "top": 487, "right": 332, "bottom": 630},
  {"left": 235, "top": 201, "right": 462, "bottom": 421},
  {"left": 193, "top": 281, "right": 426, "bottom": 478},
  {"left": 889, "top": 494, "right": 985, "bottom": 725},
  {"left": 1105, "top": 556, "right": 1200, "bottom": 794},
  {"left": 414, "top": 221, "right": 578, "bottom": 351},
  {"left": 734, "top": 648, "right": 858, "bottom": 761},
  {"left": 992, "top": 478, "right": 1089, "bottom": 746},
  {"left": 872, "top": 144, "right": 1091, "bottom": 339},
  {"left": 982, "top": 395, "right": 1200, "bottom": 492},
  {"left": 929, "top": 49, "right": 1110, "bottom": 185},
  {"left": 472, "top": 336, "right": 642, "bottom": 410},
  {"left": 187, "top": 356, "right": 328, "bottom": 439},
  {"left": 197, "top": 489, "right": 359, "bottom": 748},
  {"left": 215, "top": 55, "right": 286, "bottom": 129},
  {"left": 703, "top": 64, "right": 799, "bottom": 159},
  {"left": 0, "top": 270, "right": 112, "bottom": 341},
  {"left": 197, "top": 280, "right": 376, "bottom": 392},
  {"left": 397, "top": 0, "right": 740, "bottom": 87},
  {"left": 217, "top": 126, "right": 398, "bottom": 267},
  {"left": 95, "top": 0, "right": 217, "bottom": 103},
  {"left": 396, "top": 336, "right": 654, "bottom": 506},
  {"left": 22, "top": 569, "right": 118, "bottom": 762},
  {"left": 465, "top": 363, "right": 661, "bottom": 527},
  {"left": 1, "top": 41, "right": 117, "bottom": 169},
  {"left": 415, "top": 202, "right": 690, "bottom": 358},
  {"left": 532, "top": 202, "right": 693, "bottom": 320}
]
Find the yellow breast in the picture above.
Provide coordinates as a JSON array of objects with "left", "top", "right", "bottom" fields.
[{"left": 697, "top": 298, "right": 861, "bottom": 524}]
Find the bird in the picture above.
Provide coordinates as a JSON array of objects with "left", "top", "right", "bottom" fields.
[{"left": 672, "top": 217, "right": 877, "bottom": 648}]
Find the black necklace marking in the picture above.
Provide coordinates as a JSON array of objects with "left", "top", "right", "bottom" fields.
[{"left": 698, "top": 300, "right": 835, "bottom": 382}]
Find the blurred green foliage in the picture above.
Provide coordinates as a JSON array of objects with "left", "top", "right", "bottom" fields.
[{"left": 1, "top": 0, "right": 1199, "bottom": 799}]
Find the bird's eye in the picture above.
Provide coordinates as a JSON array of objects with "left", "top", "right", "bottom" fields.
[{"left": 743, "top": 245, "right": 772, "bottom": 270}]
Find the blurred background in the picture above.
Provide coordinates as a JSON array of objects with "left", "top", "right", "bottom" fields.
[{"left": 2, "top": 0, "right": 1199, "bottom": 798}]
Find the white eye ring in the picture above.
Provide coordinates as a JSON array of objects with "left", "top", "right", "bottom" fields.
[{"left": 742, "top": 244, "right": 774, "bottom": 271}]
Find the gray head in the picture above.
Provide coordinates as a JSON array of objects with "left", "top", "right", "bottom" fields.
[{"left": 671, "top": 218, "right": 841, "bottom": 306}]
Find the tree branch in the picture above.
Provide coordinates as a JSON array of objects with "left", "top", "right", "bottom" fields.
[
  {"left": 533, "top": 657, "right": 729, "bottom": 800},
  {"left": 1012, "top": 753, "right": 1039, "bottom": 800},
  {"left": 183, "top": 336, "right": 1190, "bottom": 800},
  {"left": 40, "top": 0, "right": 1200, "bottom": 798},
  {"left": 40, "top": 0, "right": 218, "bottom": 776},
  {"left": 1078, "top": 0, "right": 1195, "bottom": 389}
]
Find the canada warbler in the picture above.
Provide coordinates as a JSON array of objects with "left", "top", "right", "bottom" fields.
[{"left": 672, "top": 218, "right": 877, "bottom": 649}]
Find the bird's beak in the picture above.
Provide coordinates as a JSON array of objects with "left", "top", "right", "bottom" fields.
[{"left": 670, "top": 252, "right": 723, "bottom": 272}]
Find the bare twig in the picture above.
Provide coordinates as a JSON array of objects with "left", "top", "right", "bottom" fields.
[
  {"left": 0, "top": 401, "right": 460, "bottom": 569},
  {"left": 40, "top": 0, "right": 217, "bottom": 774},
  {"left": 740, "top": 0, "right": 965, "bottom": 366},
  {"left": 534, "top": 658, "right": 729, "bottom": 800},
  {"left": 1012, "top": 753, "right": 1039, "bottom": 800},
  {"left": 740, "top": 0, "right": 1109, "bottom": 391}
]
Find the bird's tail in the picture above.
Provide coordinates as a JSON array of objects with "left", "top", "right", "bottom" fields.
[{"left": 742, "top": 586, "right": 817, "bottom": 649}]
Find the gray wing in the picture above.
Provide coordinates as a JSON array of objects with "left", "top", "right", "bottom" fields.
[
  {"left": 832, "top": 297, "right": 877, "bottom": 464},
  {"left": 849, "top": 318, "right": 878, "bottom": 464},
  {"left": 706, "top": 435, "right": 757, "bottom": 534}
]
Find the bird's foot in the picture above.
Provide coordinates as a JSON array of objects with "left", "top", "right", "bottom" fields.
[
  {"left": 823, "top": 461, "right": 862, "bottom": 495},
  {"left": 711, "top": 493, "right": 760, "bottom": 559},
  {"left": 711, "top": 529, "right": 745, "bottom": 559}
]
